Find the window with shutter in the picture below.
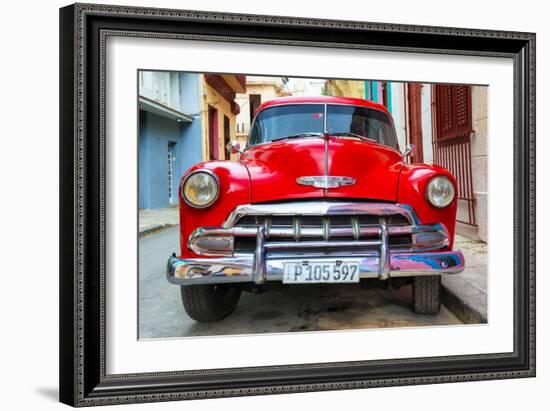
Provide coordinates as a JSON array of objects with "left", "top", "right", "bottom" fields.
[{"left": 432, "top": 84, "right": 476, "bottom": 226}]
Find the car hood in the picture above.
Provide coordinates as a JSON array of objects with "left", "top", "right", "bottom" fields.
[{"left": 240, "top": 137, "right": 403, "bottom": 204}]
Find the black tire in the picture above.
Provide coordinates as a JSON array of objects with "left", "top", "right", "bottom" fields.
[
  {"left": 412, "top": 276, "right": 441, "bottom": 314},
  {"left": 180, "top": 284, "right": 241, "bottom": 322}
]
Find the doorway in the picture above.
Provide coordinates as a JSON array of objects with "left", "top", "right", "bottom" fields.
[
  {"left": 223, "top": 115, "right": 231, "bottom": 160},
  {"left": 208, "top": 106, "right": 219, "bottom": 160},
  {"left": 249, "top": 94, "right": 261, "bottom": 123},
  {"left": 167, "top": 141, "right": 177, "bottom": 205},
  {"left": 407, "top": 83, "right": 424, "bottom": 163}
]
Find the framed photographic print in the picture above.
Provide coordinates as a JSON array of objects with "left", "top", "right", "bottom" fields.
[{"left": 59, "top": 3, "right": 536, "bottom": 406}]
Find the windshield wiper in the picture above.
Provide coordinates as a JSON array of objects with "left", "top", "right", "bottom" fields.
[
  {"left": 330, "top": 132, "right": 377, "bottom": 142},
  {"left": 271, "top": 132, "right": 323, "bottom": 142}
]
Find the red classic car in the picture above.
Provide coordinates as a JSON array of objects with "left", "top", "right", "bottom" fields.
[{"left": 167, "top": 96, "right": 464, "bottom": 322}]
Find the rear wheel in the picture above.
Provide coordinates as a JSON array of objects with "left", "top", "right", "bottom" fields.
[
  {"left": 180, "top": 284, "right": 241, "bottom": 322},
  {"left": 412, "top": 276, "right": 441, "bottom": 314}
]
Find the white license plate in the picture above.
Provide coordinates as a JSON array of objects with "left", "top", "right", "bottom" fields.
[{"left": 283, "top": 261, "right": 360, "bottom": 284}]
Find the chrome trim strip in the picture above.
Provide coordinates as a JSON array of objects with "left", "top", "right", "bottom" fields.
[
  {"left": 293, "top": 217, "right": 301, "bottom": 241},
  {"left": 222, "top": 202, "right": 419, "bottom": 228},
  {"left": 323, "top": 102, "right": 328, "bottom": 134},
  {"left": 263, "top": 240, "right": 382, "bottom": 250},
  {"left": 322, "top": 216, "right": 330, "bottom": 241},
  {"left": 231, "top": 225, "right": 417, "bottom": 238},
  {"left": 264, "top": 218, "right": 271, "bottom": 240},
  {"left": 351, "top": 216, "right": 360, "bottom": 240}
]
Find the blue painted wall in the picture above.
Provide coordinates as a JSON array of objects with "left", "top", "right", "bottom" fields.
[
  {"left": 139, "top": 73, "right": 203, "bottom": 209},
  {"left": 386, "top": 82, "right": 392, "bottom": 114},
  {"left": 365, "top": 80, "right": 379, "bottom": 102},
  {"left": 371, "top": 81, "right": 379, "bottom": 102},
  {"left": 364, "top": 80, "right": 392, "bottom": 113}
]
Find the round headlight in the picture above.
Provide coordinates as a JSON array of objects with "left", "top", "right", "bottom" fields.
[
  {"left": 182, "top": 170, "right": 219, "bottom": 208},
  {"left": 426, "top": 175, "right": 455, "bottom": 208}
]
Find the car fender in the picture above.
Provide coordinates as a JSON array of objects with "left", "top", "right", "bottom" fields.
[{"left": 178, "top": 161, "right": 251, "bottom": 257}]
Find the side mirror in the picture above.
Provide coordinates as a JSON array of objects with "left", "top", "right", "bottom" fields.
[
  {"left": 402, "top": 143, "right": 415, "bottom": 162},
  {"left": 226, "top": 141, "right": 243, "bottom": 155}
]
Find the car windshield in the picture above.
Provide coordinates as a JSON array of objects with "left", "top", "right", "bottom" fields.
[{"left": 248, "top": 103, "right": 398, "bottom": 149}]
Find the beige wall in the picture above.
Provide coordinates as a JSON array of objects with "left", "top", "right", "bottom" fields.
[
  {"left": 325, "top": 79, "right": 364, "bottom": 99},
  {"left": 236, "top": 79, "right": 290, "bottom": 137},
  {"left": 235, "top": 77, "right": 290, "bottom": 151},
  {"left": 470, "top": 86, "right": 488, "bottom": 242},
  {"left": 200, "top": 79, "right": 238, "bottom": 162}
]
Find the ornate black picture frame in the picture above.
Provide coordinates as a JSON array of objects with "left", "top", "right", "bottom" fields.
[{"left": 59, "top": 3, "right": 535, "bottom": 406}]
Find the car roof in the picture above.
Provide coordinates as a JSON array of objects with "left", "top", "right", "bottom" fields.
[{"left": 256, "top": 95, "right": 390, "bottom": 115}]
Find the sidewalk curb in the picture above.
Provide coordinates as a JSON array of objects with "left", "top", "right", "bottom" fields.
[
  {"left": 139, "top": 223, "right": 176, "bottom": 237},
  {"left": 441, "top": 281, "right": 487, "bottom": 324}
]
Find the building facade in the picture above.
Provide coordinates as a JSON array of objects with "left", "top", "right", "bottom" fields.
[
  {"left": 390, "top": 83, "right": 487, "bottom": 242},
  {"left": 138, "top": 71, "right": 245, "bottom": 209},
  {"left": 324, "top": 79, "right": 392, "bottom": 112},
  {"left": 325, "top": 79, "right": 487, "bottom": 242},
  {"left": 235, "top": 76, "right": 291, "bottom": 148},
  {"left": 201, "top": 74, "right": 246, "bottom": 162}
]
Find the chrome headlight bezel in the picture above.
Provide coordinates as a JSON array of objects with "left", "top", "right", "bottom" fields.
[
  {"left": 181, "top": 170, "right": 220, "bottom": 209},
  {"left": 425, "top": 175, "right": 455, "bottom": 209}
]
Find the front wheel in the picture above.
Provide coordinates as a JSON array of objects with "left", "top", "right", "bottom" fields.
[
  {"left": 180, "top": 284, "right": 241, "bottom": 322},
  {"left": 412, "top": 275, "right": 441, "bottom": 314}
]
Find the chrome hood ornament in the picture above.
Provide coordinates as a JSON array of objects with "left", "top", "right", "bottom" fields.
[{"left": 296, "top": 176, "right": 356, "bottom": 189}]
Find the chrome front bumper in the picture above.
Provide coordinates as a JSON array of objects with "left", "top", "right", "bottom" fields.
[
  {"left": 166, "top": 250, "right": 465, "bottom": 285},
  {"left": 166, "top": 201, "right": 465, "bottom": 286}
]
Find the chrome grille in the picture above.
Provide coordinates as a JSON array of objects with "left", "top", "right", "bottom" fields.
[
  {"left": 233, "top": 213, "right": 413, "bottom": 252},
  {"left": 235, "top": 213, "right": 410, "bottom": 228},
  {"left": 189, "top": 202, "right": 450, "bottom": 258}
]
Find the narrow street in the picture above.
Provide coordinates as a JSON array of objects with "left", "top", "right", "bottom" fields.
[{"left": 139, "top": 226, "right": 462, "bottom": 339}]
